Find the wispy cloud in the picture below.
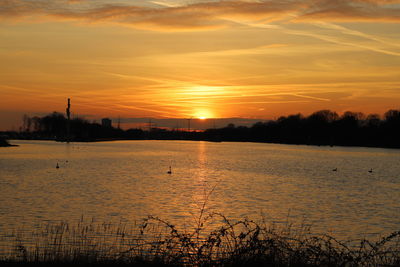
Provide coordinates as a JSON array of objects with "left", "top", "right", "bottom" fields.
[
  {"left": 1, "top": 0, "right": 399, "bottom": 31},
  {"left": 229, "top": 19, "right": 400, "bottom": 56},
  {"left": 311, "top": 21, "right": 400, "bottom": 49}
]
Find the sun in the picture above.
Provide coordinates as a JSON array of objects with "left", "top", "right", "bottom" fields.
[{"left": 193, "top": 109, "right": 213, "bottom": 120}]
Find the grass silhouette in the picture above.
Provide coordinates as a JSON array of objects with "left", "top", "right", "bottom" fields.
[
  {"left": 1, "top": 187, "right": 399, "bottom": 266},
  {"left": 1, "top": 213, "right": 399, "bottom": 266}
]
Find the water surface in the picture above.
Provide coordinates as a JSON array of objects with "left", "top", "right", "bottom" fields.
[{"left": 0, "top": 140, "right": 399, "bottom": 241}]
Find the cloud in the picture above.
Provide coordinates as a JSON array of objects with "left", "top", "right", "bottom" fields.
[
  {"left": 296, "top": 0, "right": 400, "bottom": 23},
  {"left": 49, "top": 1, "right": 304, "bottom": 31},
  {"left": 0, "top": 0, "right": 399, "bottom": 31}
]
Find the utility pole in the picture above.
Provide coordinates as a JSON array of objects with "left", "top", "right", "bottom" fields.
[
  {"left": 66, "top": 98, "right": 71, "bottom": 143},
  {"left": 187, "top": 117, "right": 192, "bottom": 132}
]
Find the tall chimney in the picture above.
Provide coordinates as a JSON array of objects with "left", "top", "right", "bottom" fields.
[{"left": 66, "top": 98, "right": 71, "bottom": 142}]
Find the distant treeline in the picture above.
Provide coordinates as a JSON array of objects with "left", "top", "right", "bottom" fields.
[
  {"left": 204, "top": 109, "right": 400, "bottom": 148},
  {"left": 1, "top": 109, "right": 400, "bottom": 148},
  {"left": 2, "top": 112, "right": 134, "bottom": 141}
]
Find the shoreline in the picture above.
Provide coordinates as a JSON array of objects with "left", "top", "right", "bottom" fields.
[{"left": 7, "top": 137, "right": 400, "bottom": 150}]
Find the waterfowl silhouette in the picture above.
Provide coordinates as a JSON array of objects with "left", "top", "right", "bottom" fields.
[
  {"left": 167, "top": 166, "right": 172, "bottom": 174},
  {"left": 368, "top": 168, "right": 373, "bottom": 173},
  {"left": 56, "top": 163, "right": 59, "bottom": 169},
  {"left": 332, "top": 168, "right": 337, "bottom": 172}
]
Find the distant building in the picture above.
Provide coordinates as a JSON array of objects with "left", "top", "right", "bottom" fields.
[{"left": 101, "top": 118, "right": 112, "bottom": 128}]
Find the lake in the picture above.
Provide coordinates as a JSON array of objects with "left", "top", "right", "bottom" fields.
[{"left": 0, "top": 140, "right": 399, "bottom": 242}]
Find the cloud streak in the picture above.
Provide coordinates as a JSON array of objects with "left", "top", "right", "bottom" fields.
[{"left": 0, "top": 0, "right": 399, "bottom": 31}]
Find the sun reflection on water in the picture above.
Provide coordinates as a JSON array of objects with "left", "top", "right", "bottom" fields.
[{"left": 1, "top": 140, "right": 400, "bottom": 241}]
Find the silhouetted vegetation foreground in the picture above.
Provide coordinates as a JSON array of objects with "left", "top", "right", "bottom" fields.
[
  {"left": 2, "top": 108, "right": 400, "bottom": 148},
  {"left": 1, "top": 215, "right": 399, "bottom": 266}
]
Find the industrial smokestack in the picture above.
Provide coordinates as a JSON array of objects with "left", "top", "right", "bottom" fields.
[{"left": 66, "top": 98, "right": 71, "bottom": 142}]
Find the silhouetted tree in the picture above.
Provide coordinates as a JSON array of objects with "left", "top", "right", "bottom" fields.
[
  {"left": 306, "top": 110, "right": 338, "bottom": 145},
  {"left": 32, "top": 116, "right": 41, "bottom": 132},
  {"left": 277, "top": 114, "right": 305, "bottom": 144},
  {"left": 366, "top": 114, "right": 380, "bottom": 127},
  {"left": 40, "top": 112, "right": 67, "bottom": 137},
  {"left": 384, "top": 109, "right": 400, "bottom": 124},
  {"left": 382, "top": 109, "right": 400, "bottom": 147},
  {"left": 21, "top": 114, "right": 32, "bottom": 132},
  {"left": 333, "top": 111, "right": 364, "bottom": 145}
]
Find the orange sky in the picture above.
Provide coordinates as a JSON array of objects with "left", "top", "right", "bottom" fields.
[{"left": 1, "top": 0, "right": 400, "bottom": 130}]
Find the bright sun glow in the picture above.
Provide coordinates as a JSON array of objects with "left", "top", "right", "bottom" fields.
[{"left": 193, "top": 109, "right": 213, "bottom": 120}]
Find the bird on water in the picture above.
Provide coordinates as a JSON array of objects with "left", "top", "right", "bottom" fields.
[
  {"left": 167, "top": 166, "right": 172, "bottom": 174},
  {"left": 56, "top": 163, "right": 59, "bottom": 169},
  {"left": 368, "top": 168, "right": 373, "bottom": 173}
]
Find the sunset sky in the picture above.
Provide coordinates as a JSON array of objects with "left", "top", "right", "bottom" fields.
[{"left": 1, "top": 0, "right": 399, "bottom": 130}]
